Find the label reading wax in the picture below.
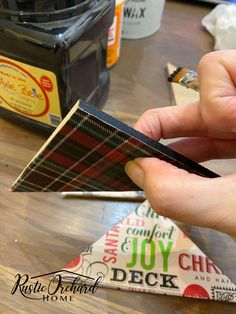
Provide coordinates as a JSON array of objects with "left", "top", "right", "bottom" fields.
[
  {"left": 0, "top": 55, "right": 62, "bottom": 127},
  {"left": 122, "top": 0, "right": 165, "bottom": 39}
]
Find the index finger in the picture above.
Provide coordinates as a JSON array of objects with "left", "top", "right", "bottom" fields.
[{"left": 134, "top": 101, "right": 207, "bottom": 140}]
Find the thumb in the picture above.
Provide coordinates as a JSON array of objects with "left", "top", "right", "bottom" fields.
[{"left": 125, "top": 158, "right": 236, "bottom": 236}]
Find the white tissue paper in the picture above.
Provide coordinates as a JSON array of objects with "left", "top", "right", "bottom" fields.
[{"left": 202, "top": 4, "right": 236, "bottom": 50}]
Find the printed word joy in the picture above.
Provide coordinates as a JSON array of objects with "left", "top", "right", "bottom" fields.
[{"left": 122, "top": 237, "right": 173, "bottom": 272}]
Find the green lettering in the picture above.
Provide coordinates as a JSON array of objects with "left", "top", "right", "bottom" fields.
[
  {"left": 126, "top": 238, "right": 138, "bottom": 268},
  {"left": 158, "top": 240, "right": 173, "bottom": 272},
  {"left": 141, "top": 239, "right": 155, "bottom": 270}
]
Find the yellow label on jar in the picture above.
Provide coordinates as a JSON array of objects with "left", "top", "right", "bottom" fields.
[{"left": 0, "top": 55, "right": 62, "bottom": 126}]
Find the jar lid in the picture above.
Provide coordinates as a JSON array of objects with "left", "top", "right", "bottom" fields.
[{"left": 0, "top": 0, "right": 95, "bottom": 22}]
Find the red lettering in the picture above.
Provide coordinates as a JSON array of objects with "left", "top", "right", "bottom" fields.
[
  {"left": 104, "top": 248, "right": 117, "bottom": 256},
  {"left": 192, "top": 254, "right": 204, "bottom": 272},
  {"left": 110, "top": 225, "right": 120, "bottom": 233},
  {"left": 105, "top": 239, "right": 119, "bottom": 247},
  {"left": 179, "top": 253, "right": 191, "bottom": 270},
  {"left": 106, "top": 231, "right": 119, "bottom": 237},
  {"left": 179, "top": 254, "right": 222, "bottom": 274},
  {"left": 103, "top": 225, "right": 120, "bottom": 264},
  {"left": 121, "top": 217, "right": 144, "bottom": 227},
  {"left": 206, "top": 258, "right": 221, "bottom": 274},
  {"left": 102, "top": 256, "right": 116, "bottom": 264},
  {"left": 135, "top": 219, "right": 144, "bottom": 227}
]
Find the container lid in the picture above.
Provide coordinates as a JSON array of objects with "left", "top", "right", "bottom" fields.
[{"left": 0, "top": 0, "right": 95, "bottom": 22}]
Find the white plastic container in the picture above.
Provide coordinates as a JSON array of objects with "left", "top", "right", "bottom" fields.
[{"left": 122, "top": 0, "right": 165, "bottom": 39}]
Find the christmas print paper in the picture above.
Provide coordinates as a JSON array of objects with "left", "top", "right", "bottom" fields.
[{"left": 61, "top": 201, "right": 236, "bottom": 303}]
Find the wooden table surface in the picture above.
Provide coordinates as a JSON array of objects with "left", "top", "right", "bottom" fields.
[{"left": 1, "top": 1, "right": 236, "bottom": 313}]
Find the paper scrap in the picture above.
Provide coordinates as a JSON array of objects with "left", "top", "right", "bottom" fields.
[{"left": 61, "top": 201, "right": 236, "bottom": 303}]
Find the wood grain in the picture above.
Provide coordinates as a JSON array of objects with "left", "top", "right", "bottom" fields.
[{"left": 1, "top": 1, "right": 236, "bottom": 313}]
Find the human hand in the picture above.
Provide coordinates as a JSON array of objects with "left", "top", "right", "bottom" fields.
[{"left": 125, "top": 50, "right": 236, "bottom": 237}]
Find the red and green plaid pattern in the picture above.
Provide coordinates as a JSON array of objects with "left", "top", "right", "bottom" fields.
[{"left": 11, "top": 101, "right": 218, "bottom": 192}]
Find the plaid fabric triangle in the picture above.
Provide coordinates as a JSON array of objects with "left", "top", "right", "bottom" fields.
[{"left": 11, "top": 100, "right": 218, "bottom": 192}]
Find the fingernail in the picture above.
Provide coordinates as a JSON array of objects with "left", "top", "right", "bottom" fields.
[{"left": 125, "top": 161, "right": 144, "bottom": 188}]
